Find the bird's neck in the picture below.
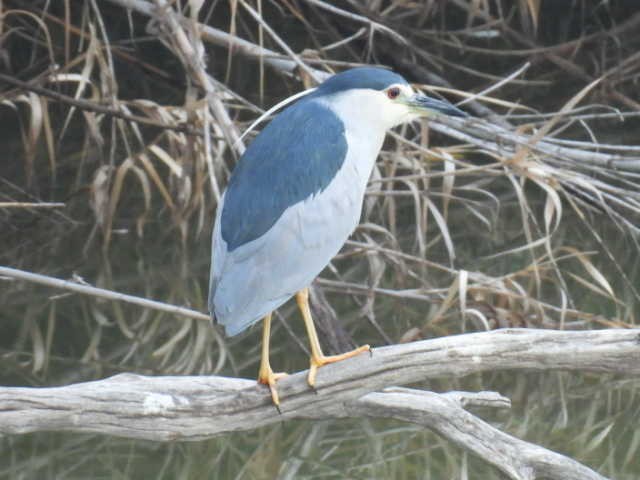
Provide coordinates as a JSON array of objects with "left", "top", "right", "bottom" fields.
[
  {"left": 321, "top": 94, "right": 387, "bottom": 147},
  {"left": 318, "top": 93, "right": 390, "bottom": 184},
  {"left": 321, "top": 93, "right": 392, "bottom": 137}
]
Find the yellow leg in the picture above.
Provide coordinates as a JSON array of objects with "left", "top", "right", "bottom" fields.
[
  {"left": 296, "top": 288, "right": 370, "bottom": 387},
  {"left": 257, "top": 313, "right": 287, "bottom": 407}
]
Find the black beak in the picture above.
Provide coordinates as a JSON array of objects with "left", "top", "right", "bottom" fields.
[{"left": 409, "top": 94, "right": 467, "bottom": 118}]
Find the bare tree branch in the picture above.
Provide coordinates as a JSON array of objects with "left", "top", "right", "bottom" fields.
[
  {"left": 0, "top": 266, "right": 210, "bottom": 323},
  {"left": 106, "top": 0, "right": 329, "bottom": 80},
  {"left": 0, "top": 72, "right": 200, "bottom": 135},
  {"left": 3, "top": 328, "right": 631, "bottom": 478},
  {"left": 1, "top": 328, "right": 637, "bottom": 441},
  {"left": 150, "top": 0, "right": 245, "bottom": 152},
  {"left": 434, "top": 116, "right": 640, "bottom": 173},
  {"left": 353, "top": 388, "right": 607, "bottom": 480}
]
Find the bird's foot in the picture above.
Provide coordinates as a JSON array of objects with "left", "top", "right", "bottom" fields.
[
  {"left": 307, "top": 344, "right": 371, "bottom": 387},
  {"left": 257, "top": 366, "right": 288, "bottom": 408}
]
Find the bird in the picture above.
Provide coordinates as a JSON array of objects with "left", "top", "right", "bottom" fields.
[{"left": 208, "top": 67, "right": 467, "bottom": 406}]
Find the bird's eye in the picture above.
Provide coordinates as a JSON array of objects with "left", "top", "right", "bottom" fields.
[{"left": 387, "top": 87, "right": 400, "bottom": 99}]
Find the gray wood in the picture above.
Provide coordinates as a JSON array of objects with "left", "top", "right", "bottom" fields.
[
  {"left": 354, "top": 388, "right": 606, "bottom": 480},
  {"left": 1, "top": 328, "right": 638, "bottom": 442},
  {"left": 2, "top": 328, "right": 637, "bottom": 479}
]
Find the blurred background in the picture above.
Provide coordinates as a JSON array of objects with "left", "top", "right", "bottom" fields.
[{"left": 1, "top": 1, "right": 639, "bottom": 478}]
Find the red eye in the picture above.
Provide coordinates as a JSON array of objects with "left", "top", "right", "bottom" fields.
[{"left": 387, "top": 87, "right": 400, "bottom": 99}]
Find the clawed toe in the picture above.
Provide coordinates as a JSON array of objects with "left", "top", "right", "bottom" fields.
[
  {"left": 307, "top": 344, "right": 371, "bottom": 387},
  {"left": 258, "top": 369, "right": 288, "bottom": 407}
]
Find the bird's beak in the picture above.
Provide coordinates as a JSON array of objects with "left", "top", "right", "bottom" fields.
[{"left": 406, "top": 93, "right": 467, "bottom": 118}]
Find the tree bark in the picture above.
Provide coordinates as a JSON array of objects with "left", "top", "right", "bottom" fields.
[
  {"left": 2, "top": 328, "right": 637, "bottom": 479},
  {"left": 1, "top": 328, "right": 638, "bottom": 440},
  {"left": 354, "top": 388, "right": 606, "bottom": 480}
]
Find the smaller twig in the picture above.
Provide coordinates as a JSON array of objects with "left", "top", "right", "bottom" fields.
[
  {"left": 238, "top": 0, "right": 321, "bottom": 83},
  {"left": 0, "top": 73, "right": 200, "bottom": 135},
  {"left": 106, "top": 0, "right": 326, "bottom": 79},
  {"left": 0, "top": 266, "right": 210, "bottom": 322},
  {"left": 0, "top": 202, "right": 65, "bottom": 208},
  {"left": 152, "top": 0, "right": 245, "bottom": 152},
  {"left": 389, "top": 388, "right": 512, "bottom": 409},
  {"left": 303, "top": 0, "right": 407, "bottom": 44},
  {"left": 455, "top": 62, "right": 530, "bottom": 107},
  {"left": 319, "top": 28, "right": 367, "bottom": 52}
]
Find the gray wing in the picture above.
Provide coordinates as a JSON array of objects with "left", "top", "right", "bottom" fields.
[
  {"left": 209, "top": 99, "right": 367, "bottom": 336},
  {"left": 210, "top": 176, "right": 362, "bottom": 336}
]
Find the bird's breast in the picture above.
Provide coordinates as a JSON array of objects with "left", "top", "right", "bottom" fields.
[
  {"left": 342, "top": 128, "right": 385, "bottom": 195},
  {"left": 303, "top": 129, "right": 384, "bottom": 234}
]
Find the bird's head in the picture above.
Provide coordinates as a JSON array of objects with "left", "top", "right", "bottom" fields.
[{"left": 315, "top": 67, "right": 467, "bottom": 132}]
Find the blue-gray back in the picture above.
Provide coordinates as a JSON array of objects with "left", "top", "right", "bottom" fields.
[{"left": 221, "top": 99, "right": 348, "bottom": 251}]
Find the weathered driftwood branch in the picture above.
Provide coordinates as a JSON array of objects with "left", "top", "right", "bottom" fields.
[
  {"left": 1, "top": 328, "right": 638, "bottom": 441},
  {"left": 2, "top": 329, "right": 634, "bottom": 478},
  {"left": 353, "top": 388, "right": 606, "bottom": 480}
]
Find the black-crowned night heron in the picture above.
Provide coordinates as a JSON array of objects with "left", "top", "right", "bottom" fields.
[{"left": 209, "top": 67, "right": 466, "bottom": 406}]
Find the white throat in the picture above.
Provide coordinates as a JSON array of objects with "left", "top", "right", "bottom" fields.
[
  {"left": 318, "top": 89, "right": 413, "bottom": 195},
  {"left": 321, "top": 88, "right": 412, "bottom": 137}
]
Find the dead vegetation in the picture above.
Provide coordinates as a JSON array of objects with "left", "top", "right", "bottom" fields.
[{"left": 1, "top": 1, "right": 639, "bottom": 478}]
